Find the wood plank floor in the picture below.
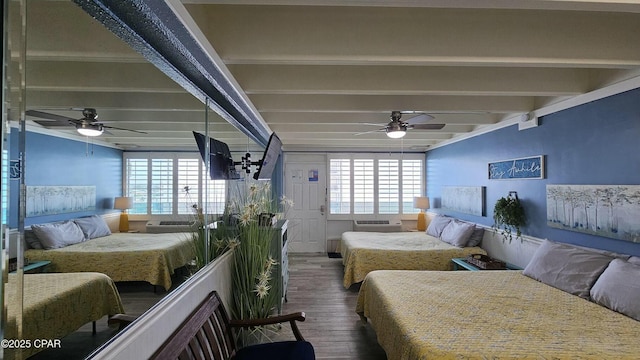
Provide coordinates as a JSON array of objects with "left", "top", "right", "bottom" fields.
[
  {"left": 273, "top": 254, "right": 387, "bottom": 360},
  {"left": 28, "top": 254, "right": 387, "bottom": 359}
]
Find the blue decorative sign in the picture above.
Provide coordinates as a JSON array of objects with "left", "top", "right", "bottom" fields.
[{"left": 488, "top": 155, "right": 544, "bottom": 180}]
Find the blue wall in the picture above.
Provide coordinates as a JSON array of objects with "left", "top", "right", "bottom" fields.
[
  {"left": 10, "top": 131, "right": 123, "bottom": 227},
  {"left": 426, "top": 88, "right": 640, "bottom": 256}
]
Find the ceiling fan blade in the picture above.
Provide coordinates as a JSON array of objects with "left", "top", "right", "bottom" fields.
[
  {"left": 359, "top": 122, "right": 387, "bottom": 127},
  {"left": 354, "top": 128, "right": 385, "bottom": 136},
  {"left": 410, "top": 123, "right": 446, "bottom": 130},
  {"left": 102, "top": 125, "right": 148, "bottom": 134},
  {"left": 404, "top": 114, "right": 434, "bottom": 125},
  {"left": 26, "top": 110, "right": 76, "bottom": 123}
]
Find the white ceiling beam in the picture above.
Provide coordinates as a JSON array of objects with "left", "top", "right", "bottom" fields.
[
  {"left": 232, "top": 65, "right": 588, "bottom": 96},
  {"left": 182, "top": 0, "right": 640, "bottom": 14},
  {"left": 261, "top": 112, "right": 500, "bottom": 125},
  {"left": 26, "top": 61, "right": 184, "bottom": 93},
  {"left": 192, "top": 6, "right": 640, "bottom": 68},
  {"left": 250, "top": 94, "right": 534, "bottom": 113},
  {"left": 25, "top": 90, "right": 204, "bottom": 111}
]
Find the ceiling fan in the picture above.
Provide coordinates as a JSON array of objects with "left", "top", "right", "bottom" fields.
[
  {"left": 26, "top": 108, "right": 147, "bottom": 137},
  {"left": 356, "top": 111, "right": 445, "bottom": 139}
]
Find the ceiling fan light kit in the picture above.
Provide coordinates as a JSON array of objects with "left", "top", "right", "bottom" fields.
[
  {"left": 386, "top": 128, "right": 407, "bottom": 138},
  {"left": 76, "top": 123, "right": 104, "bottom": 137}
]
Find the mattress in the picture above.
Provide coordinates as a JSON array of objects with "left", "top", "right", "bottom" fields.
[
  {"left": 340, "top": 231, "right": 485, "bottom": 288},
  {"left": 5, "top": 272, "right": 124, "bottom": 358},
  {"left": 25, "top": 232, "right": 194, "bottom": 290},
  {"left": 356, "top": 270, "right": 640, "bottom": 360}
]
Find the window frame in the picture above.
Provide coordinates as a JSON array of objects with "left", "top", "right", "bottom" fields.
[
  {"left": 123, "top": 152, "right": 226, "bottom": 219},
  {"left": 327, "top": 153, "right": 425, "bottom": 221}
]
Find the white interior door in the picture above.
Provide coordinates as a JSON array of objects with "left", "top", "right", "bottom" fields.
[{"left": 284, "top": 155, "right": 327, "bottom": 253}]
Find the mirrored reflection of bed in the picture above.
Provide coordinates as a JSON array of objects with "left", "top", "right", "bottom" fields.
[
  {"left": 23, "top": 219, "right": 195, "bottom": 291},
  {"left": 5, "top": 272, "right": 124, "bottom": 359}
]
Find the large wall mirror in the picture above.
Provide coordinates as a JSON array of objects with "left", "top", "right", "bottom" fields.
[{"left": 2, "top": 1, "right": 262, "bottom": 359}]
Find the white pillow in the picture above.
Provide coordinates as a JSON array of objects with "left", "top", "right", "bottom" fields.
[
  {"left": 31, "top": 221, "right": 86, "bottom": 250},
  {"left": 522, "top": 240, "right": 613, "bottom": 299},
  {"left": 590, "top": 258, "right": 640, "bottom": 321},
  {"left": 74, "top": 215, "right": 112, "bottom": 239},
  {"left": 440, "top": 220, "right": 475, "bottom": 247},
  {"left": 426, "top": 215, "right": 452, "bottom": 238}
]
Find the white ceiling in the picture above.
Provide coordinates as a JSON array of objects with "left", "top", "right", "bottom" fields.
[{"left": 17, "top": 0, "right": 640, "bottom": 152}]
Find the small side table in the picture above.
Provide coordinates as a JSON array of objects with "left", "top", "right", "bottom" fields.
[
  {"left": 451, "top": 257, "right": 522, "bottom": 271},
  {"left": 11, "top": 260, "right": 52, "bottom": 274}
]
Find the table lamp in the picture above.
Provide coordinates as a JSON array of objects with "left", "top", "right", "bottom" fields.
[
  {"left": 414, "top": 196, "right": 430, "bottom": 231},
  {"left": 114, "top": 196, "right": 133, "bottom": 232}
]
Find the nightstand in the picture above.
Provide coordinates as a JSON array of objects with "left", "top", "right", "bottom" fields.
[
  {"left": 451, "top": 257, "right": 522, "bottom": 271},
  {"left": 12, "top": 260, "right": 51, "bottom": 274}
]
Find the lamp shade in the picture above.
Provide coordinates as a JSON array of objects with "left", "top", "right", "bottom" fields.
[
  {"left": 413, "top": 196, "right": 430, "bottom": 210},
  {"left": 114, "top": 196, "right": 133, "bottom": 210}
]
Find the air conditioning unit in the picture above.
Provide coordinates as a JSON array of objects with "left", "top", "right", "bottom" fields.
[
  {"left": 146, "top": 220, "right": 196, "bottom": 233},
  {"left": 353, "top": 219, "right": 403, "bottom": 232}
]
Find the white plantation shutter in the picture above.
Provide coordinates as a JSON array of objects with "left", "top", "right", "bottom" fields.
[
  {"left": 402, "top": 160, "right": 422, "bottom": 214},
  {"left": 124, "top": 154, "right": 226, "bottom": 216},
  {"left": 203, "top": 170, "right": 226, "bottom": 214},
  {"left": 151, "top": 159, "right": 173, "bottom": 214},
  {"left": 127, "top": 158, "right": 149, "bottom": 215},
  {"left": 328, "top": 154, "right": 424, "bottom": 217},
  {"left": 178, "top": 159, "right": 200, "bottom": 215},
  {"left": 353, "top": 159, "right": 374, "bottom": 214},
  {"left": 330, "top": 159, "right": 351, "bottom": 214},
  {"left": 378, "top": 159, "right": 399, "bottom": 214}
]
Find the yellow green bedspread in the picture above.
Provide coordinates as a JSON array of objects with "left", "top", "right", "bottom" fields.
[
  {"left": 340, "top": 231, "right": 485, "bottom": 288},
  {"left": 356, "top": 270, "right": 640, "bottom": 360},
  {"left": 25, "top": 232, "right": 194, "bottom": 290},
  {"left": 5, "top": 272, "right": 124, "bottom": 359}
]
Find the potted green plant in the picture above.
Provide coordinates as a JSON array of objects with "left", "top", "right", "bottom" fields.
[{"left": 492, "top": 192, "right": 526, "bottom": 243}]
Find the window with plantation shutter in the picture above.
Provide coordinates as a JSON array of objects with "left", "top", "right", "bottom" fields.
[
  {"left": 378, "top": 159, "right": 399, "bottom": 214},
  {"left": 127, "top": 158, "right": 149, "bottom": 215},
  {"left": 402, "top": 160, "right": 422, "bottom": 214},
  {"left": 328, "top": 154, "right": 424, "bottom": 217},
  {"left": 329, "top": 159, "right": 351, "bottom": 214},
  {"left": 151, "top": 159, "right": 173, "bottom": 214},
  {"left": 353, "top": 159, "right": 374, "bottom": 214},
  {"left": 178, "top": 159, "right": 200, "bottom": 215},
  {"left": 124, "top": 153, "right": 226, "bottom": 216}
]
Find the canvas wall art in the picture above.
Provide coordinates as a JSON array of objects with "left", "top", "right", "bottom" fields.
[
  {"left": 26, "top": 185, "right": 96, "bottom": 217},
  {"left": 442, "top": 186, "right": 485, "bottom": 216},
  {"left": 546, "top": 184, "right": 640, "bottom": 243}
]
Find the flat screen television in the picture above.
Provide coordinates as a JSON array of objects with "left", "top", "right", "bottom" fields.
[
  {"left": 193, "top": 131, "right": 240, "bottom": 180},
  {"left": 253, "top": 132, "right": 282, "bottom": 180}
]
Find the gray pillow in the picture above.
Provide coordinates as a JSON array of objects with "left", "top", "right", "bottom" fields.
[
  {"left": 440, "top": 220, "right": 475, "bottom": 247},
  {"left": 467, "top": 226, "right": 485, "bottom": 247},
  {"left": 31, "top": 221, "right": 86, "bottom": 250},
  {"left": 24, "top": 229, "right": 43, "bottom": 249},
  {"left": 628, "top": 256, "right": 640, "bottom": 265},
  {"left": 522, "top": 240, "right": 614, "bottom": 299},
  {"left": 426, "top": 215, "right": 452, "bottom": 238},
  {"left": 590, "top": 258, "right": 640, "bottom": 321},
  {"left": 74, "top": 215, "right": 112, "bottom": 239}
]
